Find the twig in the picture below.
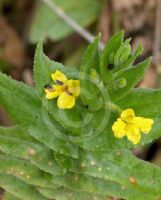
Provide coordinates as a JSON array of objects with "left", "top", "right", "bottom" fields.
[
  {"left": 39, "top": 0, "right": 104, "bottom": 50},
  {"left": 153, "top": 0, "right": 161, "bottom": 63}
]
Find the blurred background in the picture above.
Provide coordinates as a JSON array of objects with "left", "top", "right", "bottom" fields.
[{"left": 0, "top": 0, "right": 161, "bottom": 199}]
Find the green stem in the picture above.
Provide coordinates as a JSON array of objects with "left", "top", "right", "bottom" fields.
[{"left": 106, "top": 102, "right": 123, "bottom": 115}]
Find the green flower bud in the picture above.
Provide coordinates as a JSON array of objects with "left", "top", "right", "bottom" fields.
[
  {"left": 89, "top": 68, "right": 100, "bottom": 82},
  {"left": 114, "top": 38, "right": 131, "bottom": 66},
  {"left": 119, "top": 44, "right": 131, "bottom": 65},
  {"left": 114, "top": 78, "right": 127, "bottom": 88}
]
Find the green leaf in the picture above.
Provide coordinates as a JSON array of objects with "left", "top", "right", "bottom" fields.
[
  {"left": 79, "top": 150, "right": 161, "bottom": 199},
  {"left": 50, "top": 174, "right": 154, "bottom": 199},
  {"left": 30, "top": 0, "right": 102, "bottom": 42},
  {"left": 52, "top": 157, "right": 157, "bottom": 199},
  {"left": 80, "top": 35, "right": 104, "bottom": 111},
  {"left": 76, "top": 88, "right": 161, "bottom": 152},
  {"left": 116, "top": 88, "right": 161, "bottom": 118},
  {"left": 37, "top": 187, "right": 106, "bottom": 200},
  {"left": 141, "top": 113, "right": 161, "bottom": 145},
  {"left": 0, "top": 72, "right": 41, "bottom": 125},
  {"left": 43, "top": 94, "right": 111, "bottom": 144},
  {"left": 113, "top": 43, "right": 143, "bottom": 74},
  {"left": 42, "top": 96, "right": 88, "bottom": 137},
  {"left": 0, "top": 127, "right": 159, "bottom": 199},
  {"left": 3, "top": 192, "right": 21, "bottom": 200},
  {"left": 0, "top": 154, "right": 53, "bottom": 188},
  {"left": 0, "top": 154, "right": 112, "bottom": 198},
  {"left": 121, "top": 43, "right": 143, "bottom": 70},
  {"left": 0, "top": 72, "right": 79, "bottom": 159},
  {"left": 34, "top": 41, "right": 110, "bottom": 139},
  {"left": 0, "top": 132, "right": 156, "bottom": 199},
  {"left": 75, "top": 114, "right": 130, "bottom": 151},
  {"left": 100, "top": 31, "right": 124, "bottom": 82},
  {"left": 0, "top": 174, "right": 47, "bottom": 200},
  {"left": 81, "top": 34, "right": 100, "bottom": 73},
  {"left": 34, "top": 41, "right": 78, "bottom": 97},
  {"left": 34, "top": 42, "right": 89, "bottom": 135},
  {"left": 108, "top": 58, "right": 151, "bottom": 101},
  {"left": 0, "top": 150, "right": 159, "bottom": 199},
  {"left": 29, "top": 118, "right": 79, "bottom": 158},
  {"left": 0, "top": 153, "right": 149, "bottom": 199},
  {"left": 0, "top": 126, "right": 73, "bottom": 173}
]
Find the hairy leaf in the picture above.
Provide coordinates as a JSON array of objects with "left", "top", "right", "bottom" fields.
[
  {"left": 0, "top": 174, "right": 47, "bottom": 200},
  {"left": 100, "top": 31, "right": 124, "bottom": 81},
  {"left": 108, "top": 58, "right": 151, "bottom": 101}
]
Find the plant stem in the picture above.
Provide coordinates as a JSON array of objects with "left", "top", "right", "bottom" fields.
[
  {"left": 106, "top": 102, "right": 123, "bottom": 115},
  {"left": 40, "top": 0, "right": 104, "bottom": 50}
]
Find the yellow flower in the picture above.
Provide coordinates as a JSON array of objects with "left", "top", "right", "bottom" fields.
[
  {"left": 112, "top": 108, "right": 154, "bottom": 144},
  {"left": 44, "top": 70, "right": 80, "bottom": 109}
]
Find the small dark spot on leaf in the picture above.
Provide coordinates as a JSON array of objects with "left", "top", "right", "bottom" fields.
[
  {"left": 129, "top": 176, "right": 137, "bottom": 184},
  {"left": 85, "top": 105, "right": 88, "bottom": 109},
  {"left": 107, "top": 64, "right": 114, "bottom": 70}
]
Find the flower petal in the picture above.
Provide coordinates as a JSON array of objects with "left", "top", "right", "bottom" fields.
[
  {"left": 112, "top": 118, "right": 126, "bottom": 138},
  {"left": 51, "top": 70, "right": 67, "bottom": 83},
  {"left": 126, "top": 124, "right": 141, "bottom": 144},
  {"left": 135, "top": 117, "right": 154, "bottom": 134},
  {"left": 121, "top": 108, "right": 135, "bottom": 123},
  {"left": 44, "top": 85, "right": 63, "bottom": 99},
  {"left": 57, "top": 92, "right": 75, "bottom": 109},
  {"left": 67, "top": 80, "right": 80, "bottom": 97}
]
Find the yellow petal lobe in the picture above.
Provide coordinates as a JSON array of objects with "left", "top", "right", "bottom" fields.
[
  {"left": 44, "top": 85, "right": 64, "bottom": 99},
  {"left": 57, "top": 92, "right": 75, "bottom": 109},
  {"left": 67, "top": 80, "right": 80, "bottom": 97},
  {"left": 121, "top": 108, "right": 135, "bottom": 123},
  {"left": 135, "top": 117, "right": 154, "bottom": 134},
  {"left": 126, "top": 125, "right": 141, "bottom": 144},
  {"left": 112, "top": 118, "right": 126, "bottom": 138},
  {"left": 51, "top": 70, "right": 67, "bottom": 83}
]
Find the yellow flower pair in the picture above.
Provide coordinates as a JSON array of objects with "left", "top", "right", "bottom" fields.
[
  {"left": 44, "top": 71, "right": 153, "bottom": 144},
  {"left": 44, "top": 70, "right": 80, "bottom": 109},
  {"left": 112, "top": 109, "right": 154, "bottom": 144}
]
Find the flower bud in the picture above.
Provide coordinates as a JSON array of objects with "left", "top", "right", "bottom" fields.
[{"left": 114, "top": 78, "right": 127, "bottom": 88}]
